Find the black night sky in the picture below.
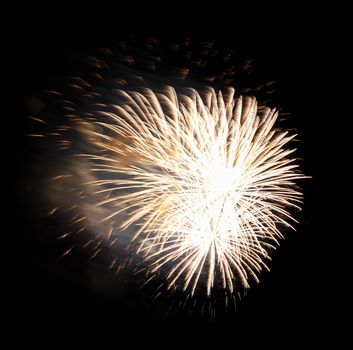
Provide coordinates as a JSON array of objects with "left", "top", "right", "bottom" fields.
[{"left": 6, "top": 4, "right": 343, "bottom": 346}]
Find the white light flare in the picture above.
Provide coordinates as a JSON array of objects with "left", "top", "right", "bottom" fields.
[{"left": 74, "top": 87, "right": 306, "bottom": 297}]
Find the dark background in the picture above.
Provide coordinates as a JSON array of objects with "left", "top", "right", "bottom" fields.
[{"left": 6, "top": 4, "right": 343, "bottom": 346}]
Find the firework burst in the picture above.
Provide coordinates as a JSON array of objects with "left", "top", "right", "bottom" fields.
[{"left": 72, "top": 86, "right": 305, "bottom": 296}]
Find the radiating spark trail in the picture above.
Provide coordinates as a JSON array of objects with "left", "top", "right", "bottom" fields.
[{"left": 72, "top": 86, "right": 305, "bottom": 296}]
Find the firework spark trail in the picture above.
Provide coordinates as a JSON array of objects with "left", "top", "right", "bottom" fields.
[{"left": 73, "top": 86, "right": 305, "bottom": 296}]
